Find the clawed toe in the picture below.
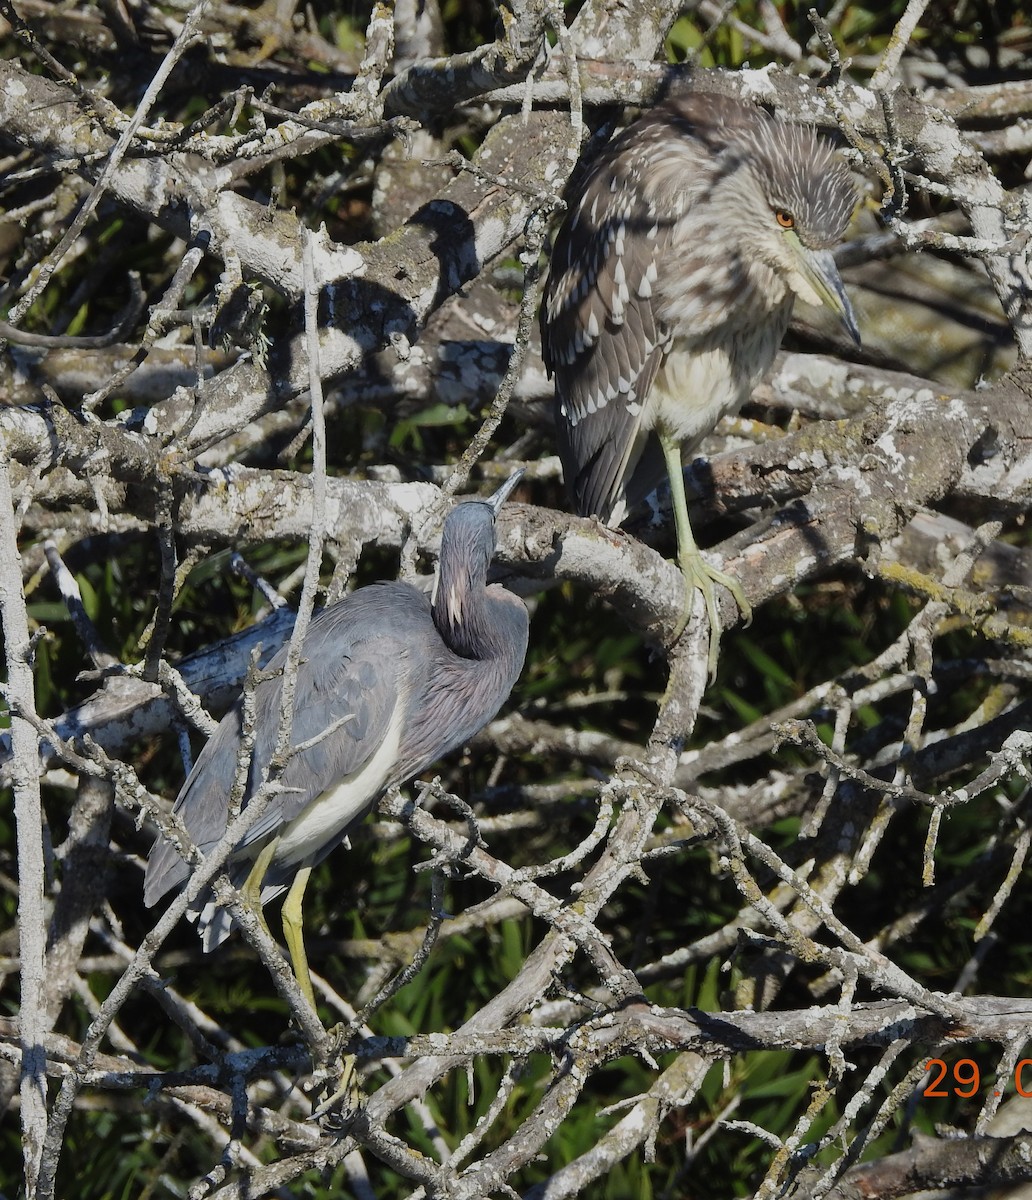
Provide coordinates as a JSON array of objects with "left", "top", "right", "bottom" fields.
[
  {"left": 312, "top": 1052, "right": 363, "bottom": 1125},
  {"left": 670, "top": 553, "right": 750, "bottom": 679}
]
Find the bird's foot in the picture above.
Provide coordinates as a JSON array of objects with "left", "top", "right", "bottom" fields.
[
  {"left": 311, "top": 1049, "right": 363, "bottom": 1126},
  {"left": 670, "top": 552, "right": 751, "bottom": 679}
]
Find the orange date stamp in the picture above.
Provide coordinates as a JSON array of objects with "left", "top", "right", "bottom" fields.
[{"left": 924, "top": 1058, "right": 1032, "bottom": 1099}]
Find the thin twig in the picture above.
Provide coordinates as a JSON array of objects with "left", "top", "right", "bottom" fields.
[
  {"left": 870, "top": 0, "right": 932, "bottom": 90},
  {"left": 0, "top": 429, "right": 49, "bottom": 1194}
]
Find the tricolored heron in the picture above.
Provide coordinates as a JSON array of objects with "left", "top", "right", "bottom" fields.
[{"left": 144, "top": 471, "right": 529, "bottom": 1015}]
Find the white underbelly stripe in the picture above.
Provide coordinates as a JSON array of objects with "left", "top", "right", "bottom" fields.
[{"left": 273, "top": 703, "right": 405, "bottom": 866}]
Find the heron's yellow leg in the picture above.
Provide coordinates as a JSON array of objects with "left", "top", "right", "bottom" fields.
[
  {"left": 283, "top": 866, "right": 363, "bottom": 1113},
  {"left": 659, "top": 431, "right": 751, "bottom": 677},
  {"left": 241, "top": 837, "right": 280, "bottom": 940},
  {"left": 281, "top": 864, "right": 316, "bottom": 1011},
  {"left": 315, "top": 1054, "right": 362, "bottom": 1118}
]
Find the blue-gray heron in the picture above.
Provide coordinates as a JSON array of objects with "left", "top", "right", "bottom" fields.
[
  {"left": 144, "top": 472, "right": 529, "bottom": 1013},
  {"left": 541, "top": 93, "right": 858, "bottom": 674}
]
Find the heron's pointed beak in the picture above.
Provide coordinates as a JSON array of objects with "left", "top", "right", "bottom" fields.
[
  {"left": 792, "top": 239, "right": 860, "bottom": 345},
  {"left": 792, "top": 237, "right": 859, "bottom": 343},
  {"left": 486, "top": 467, "right": 526, "bottom": 517}
]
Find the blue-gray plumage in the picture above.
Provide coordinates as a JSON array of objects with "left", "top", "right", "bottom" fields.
[{"left": 144, "top": 471, "right": 528, "bottom": 1010}]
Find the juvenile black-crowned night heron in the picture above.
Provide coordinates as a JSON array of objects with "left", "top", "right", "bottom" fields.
[
  {"left": 541, "top": 92, "right": 858, "bottom": 674},
  {"left": 144, "top": 472, "right": 529, "bottom": 1016}
]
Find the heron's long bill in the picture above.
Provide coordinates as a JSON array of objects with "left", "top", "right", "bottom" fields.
[
  {"left": 794, "top": 242, "right": 860, "bottom": 345},
  {"left": 486, "top": 467, "right": 526, "bottom": 516}
]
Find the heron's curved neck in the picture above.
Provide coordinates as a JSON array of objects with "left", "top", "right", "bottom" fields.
[{"left": 433, "top": 558, "right": 504, "bottom": 661}]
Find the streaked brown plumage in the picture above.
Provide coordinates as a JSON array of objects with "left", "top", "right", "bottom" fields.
[{"left": 541, "top": 92, "right": 858, "bottom": 673}]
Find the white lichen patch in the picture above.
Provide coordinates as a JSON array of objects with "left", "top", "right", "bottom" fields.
[
  {"left": 786, "top": 449, "right": 829, "bottom": 472},
  {"left": 310, "top": 227, "right": 366, "bottom": 281},
  {"left": 915, "top": 107, "right": 963, "bottom": 169},
  {"left": 828, "top": 462, "right": 872, "bottom": 497},
  {"left": 873, "top": 431, "right": 907, "bottom": 474},
  {"left": 475, "top": 215, "right": 507, "bottom": 262},
  {"left": 738, "top": 64, "right": 779, "bottom": 102},
  {"left": 773, "top": 352, "right": 852, "bottom": 396},
  {"left": 793, "top": 554, "right": 821, "bottom": 580},
  {"left": 1001, "top": 453, "right": 1032, "bottom": 495},
  {"left": 944, "top": 394, "right": 971, "bottom": 421},
  {"left": 837, "top": 84, "right": 879, "bottom": 128},
  {"left": 204, "top": 463, "right": 248, "bottom": 490}
]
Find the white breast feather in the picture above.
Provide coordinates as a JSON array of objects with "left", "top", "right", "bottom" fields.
[{"left": 272, "top": 701, "right": 406, "bottom": 868}]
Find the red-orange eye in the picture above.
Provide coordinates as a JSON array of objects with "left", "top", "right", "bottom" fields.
[{"left": 775, "top": 210, "right": 795, "bottom": 229}]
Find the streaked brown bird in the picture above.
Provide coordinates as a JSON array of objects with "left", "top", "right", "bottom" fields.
[{"left": 541, "top": 92, "right": 858, "bottom": 674}]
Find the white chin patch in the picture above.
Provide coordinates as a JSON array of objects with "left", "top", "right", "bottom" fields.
[{"left": 788, "top": 269, "right": 823, "bottom": 309}]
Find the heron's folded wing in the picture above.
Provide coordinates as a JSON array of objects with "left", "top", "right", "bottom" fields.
[
  {"left": 541, "top": 94, "right": 767, "bottom": 523},
  {"left": 231, "top": 603, "right": 405, "bottom": 852},
  {"left": 143, "top": 705, "right": 249, "bottom": 905},
  {"left": 144, "top": 588, "right": 410, "bottom": 903},
  {"left": 542, "top": 161, "right": 673, "bottom": 524}
]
